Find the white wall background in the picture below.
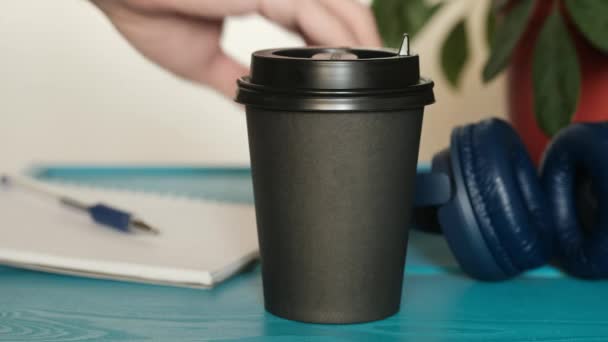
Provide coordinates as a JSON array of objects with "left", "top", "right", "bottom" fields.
[{"left": 0, "top": 0, "right": 506, "bottom": 172}]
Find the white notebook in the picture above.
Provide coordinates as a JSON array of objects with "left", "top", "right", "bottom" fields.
[{"left": 0, "top": 178, "right": 259, "bottom": 288}]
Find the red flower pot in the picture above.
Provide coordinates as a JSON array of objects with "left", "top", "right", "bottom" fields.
[{"left": 508, "top": 1, "right": 608, "bottom": 164}]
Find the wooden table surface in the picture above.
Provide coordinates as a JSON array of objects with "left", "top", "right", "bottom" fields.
[{"left": 1, "top": 166, "right": 606, "bottom": 341}]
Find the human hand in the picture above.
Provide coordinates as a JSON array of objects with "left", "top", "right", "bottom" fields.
[{"left": 91, "top": 0, "right": 382, "bottom": 98}]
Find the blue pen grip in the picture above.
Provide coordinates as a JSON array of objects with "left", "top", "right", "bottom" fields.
[{"left": 89, "top": 204, "right": 131, "bottom": 232}]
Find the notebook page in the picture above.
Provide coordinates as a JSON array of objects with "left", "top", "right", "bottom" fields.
[{"left": 0, "top": 180, "right": 259, "bottom": 287}]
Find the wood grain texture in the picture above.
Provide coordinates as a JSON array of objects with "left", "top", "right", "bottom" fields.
[
  {"left": 2, "top": 265, "right": 608, "bottom": 341},
  {"left": 2, "top": 166, "right": 604, "bottom": 341}
]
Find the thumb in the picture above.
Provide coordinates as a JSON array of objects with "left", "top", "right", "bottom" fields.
[{"left": 200, "top": 50, "right": 249, "bottom": 99}]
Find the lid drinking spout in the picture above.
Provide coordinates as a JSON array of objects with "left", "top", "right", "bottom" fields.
[{"left": 398, "top": 34, "right": 410, "bottom": 56}]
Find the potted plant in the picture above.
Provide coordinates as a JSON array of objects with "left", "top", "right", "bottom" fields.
[{"left": 372, "top": 0, "right": 608, "bottom": 163}]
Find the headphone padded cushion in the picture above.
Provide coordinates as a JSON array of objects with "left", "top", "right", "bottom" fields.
[
  {"left": 457, "top": 119, "right": 552, "bottom": 276},
  {"left": 541, "top": 123, "right": 608, "bottom": 278}
]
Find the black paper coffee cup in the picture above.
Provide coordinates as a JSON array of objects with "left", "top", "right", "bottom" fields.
[{"left": 236, "top": 39, "right": 434, "bottom": 324}]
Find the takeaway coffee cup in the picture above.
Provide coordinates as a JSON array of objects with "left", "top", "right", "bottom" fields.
[{"left": 236, "top": 36, "right": 434, "bottom": 324}]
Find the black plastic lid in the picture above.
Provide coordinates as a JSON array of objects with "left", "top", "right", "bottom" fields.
[{"left": 236, "top": 45, "right": 434, "bottom": 112}]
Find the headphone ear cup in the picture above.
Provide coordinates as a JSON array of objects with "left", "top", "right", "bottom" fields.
[
  {"left": 540, "top": 122, "right": 608, "bottom": 278},
  {"left": 449, "top": 119, "right": 552, "bottom": 279},
  {"left": 432, "top": 144, "right": 509, "bottom": 280}
]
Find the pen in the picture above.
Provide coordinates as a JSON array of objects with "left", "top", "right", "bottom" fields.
[{"left": 0, "top": 174, "right": 160, "bottom": 235}]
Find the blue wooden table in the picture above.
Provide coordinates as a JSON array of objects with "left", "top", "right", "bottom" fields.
[{"left": 2, "top": 166, "right": 607, "bottom": 341}]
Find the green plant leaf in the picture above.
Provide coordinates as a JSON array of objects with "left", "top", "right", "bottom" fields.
[
  {"left": 532, "top": 9, "right": 581, "bottom": 136},
  {"left": 482, "top": 0, "right": 535, "bottom": 82},
  {"left": 441, "top": 19, "right": 470, "bottom": 88},
  {"left": 564, "top": 0, "right": 608, "bottom": 53},
  {"left": 372, "top": 0, "right": 441, "bottom": 48},
  {"left": 485, "top": 7, "right": 496, "bottom": 48}
]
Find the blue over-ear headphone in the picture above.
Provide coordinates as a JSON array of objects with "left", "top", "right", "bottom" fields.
[{"left": 413, "top": 118, "right": 608, "bottom": 280}]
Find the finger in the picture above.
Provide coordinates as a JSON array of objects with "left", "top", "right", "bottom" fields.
[
  {"left": 91, "top": 1, "right": 248, "bottom": 97},
  {"left": 316, "top": 0, "right": 382, "bottom": 47},
  {"left": 260, "top": 0, "right": 358, "bottom": 46},
  {"left": 120, "top": 0, "right": 259, "bottom": 17},
  {"left": 103, "top": 0, "right": 361, "bottom": 46},
  {"left": 296, "top": 0, "right": 359, "bottom": 45},
  {"left": 90, "top": 0, "right": 121, "bottom": 15},
  {"left": 202, "top": 51, "right": 249, "bottom": 98}
]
